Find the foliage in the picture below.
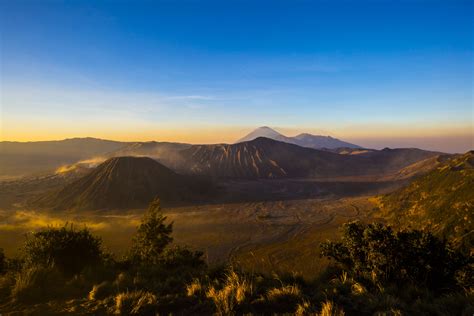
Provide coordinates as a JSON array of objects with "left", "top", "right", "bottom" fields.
[
  {"left": 128, "top": 199, "right": 206, "bottom": 295},
  {"left": 130, "top": 198, "right": 173, "bottom": 264},
  {"left": 0, "top": 199, "right": 472, "bottom": 315},
  {"left": 22, "top": 224, "right": 103, "bottom": 276},
  {"left": 321, "top": 221, "right": 472, "bottom": 291}
]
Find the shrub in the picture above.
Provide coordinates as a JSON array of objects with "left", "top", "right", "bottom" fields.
[
  {"left": 321, "top": 221, "right": 471, "bottom": 291},
  {"left": 22, "top": 224, "right": 103, "bottom": 276},
  {"left": 114, "top": 290, "right": 157, "bottom": 315}
]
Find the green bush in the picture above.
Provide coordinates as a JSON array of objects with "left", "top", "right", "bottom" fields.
[
  {"left": 22, "top": 224, "right": 103, "bottom": 276},
  {"left": 321, "top": 221, "right": 471, "bottom": 291}
]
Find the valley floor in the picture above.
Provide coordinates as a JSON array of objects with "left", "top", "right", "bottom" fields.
[{"left": 0, "top": 196, "right": 377, "bottom": 278}]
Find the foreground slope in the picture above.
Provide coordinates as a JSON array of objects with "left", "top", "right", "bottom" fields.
[
  {"left": 34, "top": 156, "right": 213, "bottom": 210},
  {"left": 379, "top": 151, "right": 474, "bottom": 249},
  {"left": 179, "top": 137, "right": 443, "bottom": 179}
]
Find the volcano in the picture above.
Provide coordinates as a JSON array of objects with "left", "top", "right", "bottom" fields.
[{"left": 34, "top": 156, "right": 213, "bottom": 210}]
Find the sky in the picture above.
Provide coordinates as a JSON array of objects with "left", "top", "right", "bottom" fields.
[{"left": 0, "top": 0, "right": 473, "bottom": 152}]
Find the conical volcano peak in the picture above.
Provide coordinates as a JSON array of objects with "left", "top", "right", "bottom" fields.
[
  {"left": 236, "top": 127, "right": 361, "bottom": 149},
  {"left": 236, "top": 126, "right": 290, "bottom": 143}
]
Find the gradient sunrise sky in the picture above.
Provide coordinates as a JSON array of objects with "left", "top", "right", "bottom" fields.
[{"left": 1, "top": 0, "right": 473, "bottom": 152}]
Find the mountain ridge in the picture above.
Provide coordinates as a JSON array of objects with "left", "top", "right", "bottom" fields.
[{"left": 177, "top": 137, "right": 442, "bottom": 179}]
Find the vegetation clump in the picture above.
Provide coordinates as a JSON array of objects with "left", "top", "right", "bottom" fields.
[
  {"left": 320, "top": 221, "right": 472, "bottom": 291},
  {"left": 22, "top": 224, "right": 103, "bottom": 276}
]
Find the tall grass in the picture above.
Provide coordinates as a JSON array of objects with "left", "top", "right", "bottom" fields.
[
  {"left": 319, "top": 301, "right": 345, "bottom": 316},
  {"left": 114, "top": 290, "right": 157, "bottom": 315},
  {"left": 11, "top": 265, "right": 64, "bottom": 303},
  {"left": 205, "top": 270, "right": 253, "bottom": 315}
]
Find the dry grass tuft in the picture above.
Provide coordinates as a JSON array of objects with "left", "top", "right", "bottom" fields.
[
  {"left": 114, "top": 290, "right": 157, "bottom": 315},
  {"left": 205, "top": 271, "right": 253, "bottom": 315},
  {"left": 186, "top": 279, "right": 204, "bottom": 297},
  {"left": 267, "top": 284, "right": 301, "bottom": 300},
  {"left": 319, "top": 300, "right": 345, "bottom": 316}
]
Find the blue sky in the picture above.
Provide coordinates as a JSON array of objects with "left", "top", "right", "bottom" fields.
[{"left": 1, "top": 0, "right": 473, "bottom": 152}]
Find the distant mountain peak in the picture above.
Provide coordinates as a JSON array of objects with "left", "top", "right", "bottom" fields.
[
  {"left": 236, "top": 127, "right": 361, "bottom": 149},
  {"left": 236, "top": 126, "right": 287, "bottom": 143},
  {"left": 253, "top": 126, "right": 281, "bottom": 134}
]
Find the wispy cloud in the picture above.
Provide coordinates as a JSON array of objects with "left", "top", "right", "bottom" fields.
[{"left": 165, "top": 95, "right": 216, "bottom": 101}]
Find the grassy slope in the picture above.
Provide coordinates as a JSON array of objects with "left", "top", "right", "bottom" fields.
[{"left": 379, "top": 151, "right": 474, "bottom": 250}]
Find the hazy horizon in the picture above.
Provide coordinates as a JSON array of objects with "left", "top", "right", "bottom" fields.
[{"left": 1, "top": 125, "right": 472, "bottom": 154}]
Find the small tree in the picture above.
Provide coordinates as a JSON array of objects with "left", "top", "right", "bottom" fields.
[
  {"left": 130, "top": 198, "right": 173, "bottom": 264},
  {"left": 22, "top": 224, "right": 103, "bottom": 276}
]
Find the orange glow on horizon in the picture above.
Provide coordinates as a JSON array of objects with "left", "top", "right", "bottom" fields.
[{"left": 1, "top": 118, "right": 472, "bottom": 152}]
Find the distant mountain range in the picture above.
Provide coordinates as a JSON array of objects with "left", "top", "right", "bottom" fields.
[
  {"left": 0, "top": 129, "right": 444, "bottom": 180},
  {"left": 14, "top": 137, "right": 456, "bottom": 210},
  {"left": 33, "top": 156, "right": 214, "bottom": 210},
  {"left": 177, "top": 137, "right": 442, "bottom": 179},
  {"left": 236, "top": 126, "right": 361, "bottom": 149}
]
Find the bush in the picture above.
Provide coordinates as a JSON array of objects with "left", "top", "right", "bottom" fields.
[
  {"left": 321, "top": 221, "right": 471, "bottom": 291},
  {"left": 22, "top": 224, "right": 103, "bottom": 276}
]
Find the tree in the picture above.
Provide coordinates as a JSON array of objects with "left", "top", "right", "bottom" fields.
[{"left": 130, "top": 198, "right": 173, "bottom": 264}]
